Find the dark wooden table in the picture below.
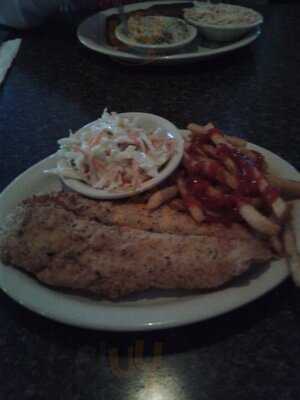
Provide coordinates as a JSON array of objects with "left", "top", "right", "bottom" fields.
[{"left": 1, "top": 2, "right": 300, "bottom": 399}]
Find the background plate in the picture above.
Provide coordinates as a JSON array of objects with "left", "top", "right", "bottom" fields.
[{"left": 77, "top": 0, "right": 261, "bottom": 65}]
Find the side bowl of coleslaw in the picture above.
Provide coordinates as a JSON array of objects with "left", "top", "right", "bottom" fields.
[
  {"left": 184, "top": 3, "right": 263, "bottom": 42},
  {"left": 46, "top": 111, "right": 184, "bottom": 200}
]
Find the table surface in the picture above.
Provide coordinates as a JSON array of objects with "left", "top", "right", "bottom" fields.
[{"left": 1, "top": 2, "right": 300, "bottom": 400}]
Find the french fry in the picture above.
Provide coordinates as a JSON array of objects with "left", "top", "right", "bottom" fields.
[
  {"left": 147, "top": 186, "right": 178, "bottom": 210},
  {"left": 238, "top": 147, "right": 261, "bottom": 160},
  {"left": 187, "top": 122, "right": 214, "bottom": 135},
  {"left": 220, "top": 167, "right": 238, "bottom": 190},
  {"left": 238, "top": 203, "right": 280, "bottom": 236},
  {"left": 189, "top": 203, "right": 205, "bottom": 223},
  {"left": 250, "top": 167, "right": 288, "bottom": 220},
  {"left": 184, "top": 153, "right": 238, "bottom": 190},
  {"left": 270, "top": 235, "right": 283, "bottom": 255},
  {"left": 169, "top": 198, "right": 186, "bottom": 212},
  {"left": 180, "top": 129, "right": 193, "bottom": 142},
  {"left": 266, "top": 174, "right": 300, "bottom": 199},
  {"left": 202, "top": 144, "right": 238, "bottom": 174},
  {"left": 187, "top": 122, "right": 247, "bottom": 148},
  {"left": 226, "top": 136, "right": 247, "bottom": 148},
  {"left": 289, "top": 200, "right": 300, "bottom": 253},
  {"left": 235, "top": 148, "right": 268, "bottom": 173},
  {"left": 201, "top": 144, "right": 216, "bottom": 157},
  {"left": 193, "top": 156, "right": 238, "bottom": 190},
  {"left": 249, "top": 197, "right": 263, "bottom": 208},
  {"left": 177, "top": 177, "right": 205, "bottom": 223},
  {"left": 209, "top": 129, "right": 228, "bottom": 146},
  {"left": 206, "top": 185, "right": 223, "bottom": 197},
  {"left": 223, "top": 158, "right": 237, "bottom": 174},
  {"left": 283, "top": 226, "right": 300, "bottom": 286},
  {"left": 272, "top": 197, "right": 289, "bottom": 220}
]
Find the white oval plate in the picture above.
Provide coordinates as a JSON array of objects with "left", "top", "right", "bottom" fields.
[
  {"left": 61, "top": 112, "right": 184, "bottom": 200},
  {"left": 0, "top": 144, "right": 298, "bottom": 331},
  {"left": 115, "top": 17, "right": 197, "bottom": 51},
  {"left": 77, "top": 0, "right": 261, "bottom": 65}
]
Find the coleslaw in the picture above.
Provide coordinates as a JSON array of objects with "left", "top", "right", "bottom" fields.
[
  {"left": 48, "top": 110, "right": 177, "bottom": 192},
  {"left": 185, "top": 2, "right": 261, "bottom": 27}
]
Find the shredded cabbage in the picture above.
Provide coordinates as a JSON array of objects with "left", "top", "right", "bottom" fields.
[{"left": 48, "top": 110, "right": 176, "bottom": 192}]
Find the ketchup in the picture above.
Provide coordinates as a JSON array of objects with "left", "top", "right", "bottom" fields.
[
  {"left": 262, "top": 186, "right": 280, "bottom": 205},
  {"left": 187, "top": 177, "right": 241, "bottom": 224},
  {"left": 183, "top": 129, "right": 280, "bottom": 224}
]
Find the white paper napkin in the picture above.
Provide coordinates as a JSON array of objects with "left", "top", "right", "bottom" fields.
[{"left": 0, "top": 38, "right": 22, "bottom": 86}]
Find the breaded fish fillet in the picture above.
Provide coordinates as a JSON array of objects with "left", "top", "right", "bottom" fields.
[
  {"left": 0, "top": 192, "right": 273, "bottom": 299},
  {"left": 26, "top": 192, "right": 254, "bottom": 240}
]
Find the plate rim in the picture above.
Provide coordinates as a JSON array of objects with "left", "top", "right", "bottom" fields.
[
  {"left": 0, "top": 143, "right": 298, "bottom": 331},
  {"left": 76, "top": 0, "right": 261, "bottom": 64}
]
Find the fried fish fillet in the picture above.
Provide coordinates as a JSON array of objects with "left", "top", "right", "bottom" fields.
[
  {"left": 30, "top": 192, "right": 254, "bottom": 240},
  {"left": 0, "top": 192, "right": 273, "bottom": 299}
]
